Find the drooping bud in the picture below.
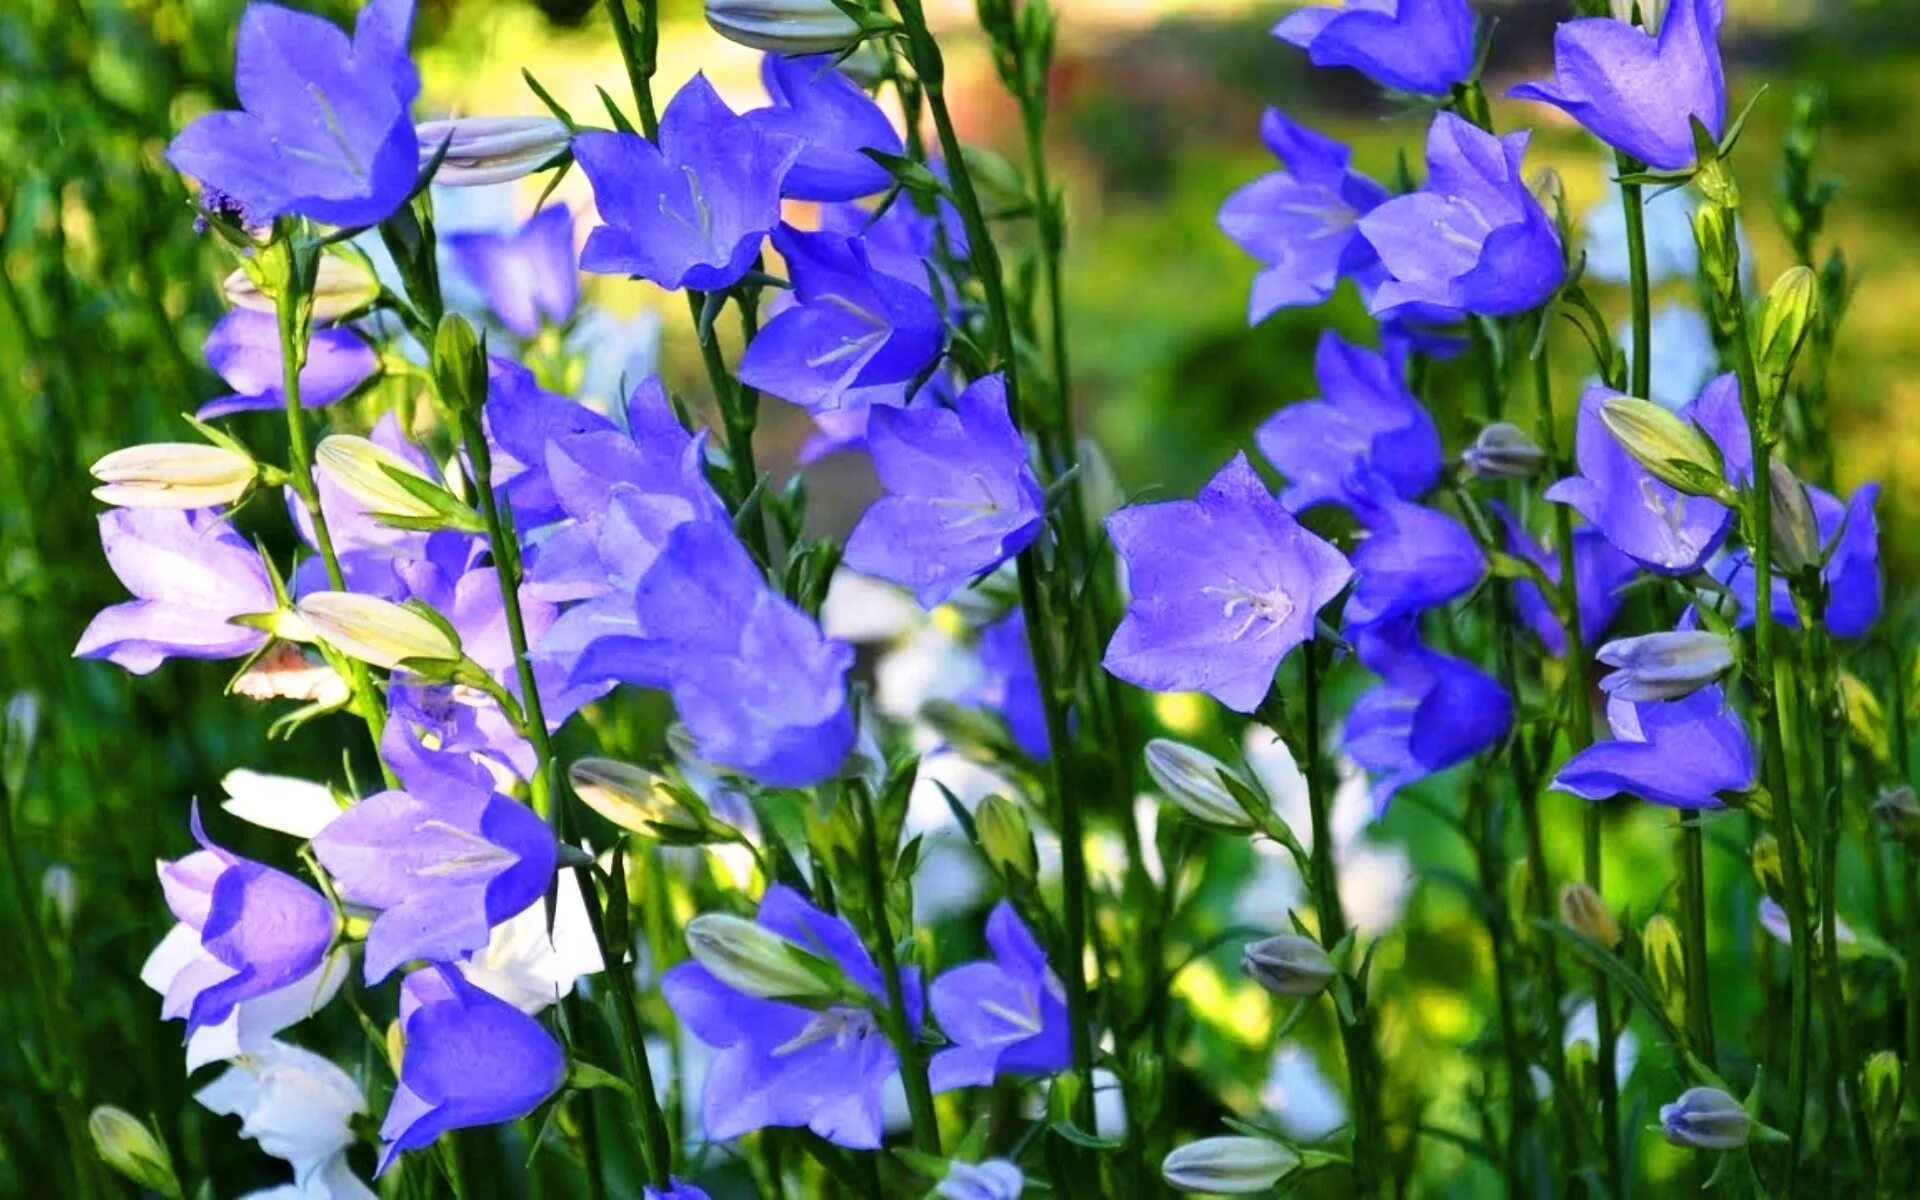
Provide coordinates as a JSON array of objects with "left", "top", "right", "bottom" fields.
[
  {"left": 1145, "top": 739, "right": 1260, "bottom": 831},
  {"left": 1642, "top": 912, "right": 1685, "bottom": 1014},
  {"left": 416, "top": 116, "right": 570, "bottom": 187},
  {"left": 1161, "top": 1136, "right": 1301, "bottom": 1194},
  {"left": 1756, "top": 266, "right": 1818, "bottom": 396},
  {"left": 4, "top": 691, "right": 40, "bottom": 795},
  {"left": 89, "top": 1107, "right": 182, "bottom": 1198},
  {"left": 223, "top": 254, "right": 380, "bottom": 321},
  {"left": 1862, "top": 1050, "right": 1903, "bottom": 1133},
  {"left": 90, "top": 443, "right": 258, "bottom": 510},
  {"left": 704, "top": 0, "right": 861, "bottom": 55},
  {"left": 315, "top": 435, "right": 478, "bottom": 530},
  {"left": 1463, "top": 422, "right": 1547, "bottom": 480},
  {"left": 1599, "top": 397, "right": 1734, "bottom": 503},
  {"left": 1659, "top": 1086, "right": 1750, "bottom": 1151},
  {"left": 1751, "top": 833, "right": 1785, "bottom": 899},
  {"left": 1871, "top": 786, "right": 1920, "bottom": 844},
  {"left": 294, "top": 592, "right": 463, "bottom": 671},
  {"left": 1767, "top": 460, "right": 1822, "bottom": 574},
  {"left": 1241, "top": 934, "right": 1335, "bottom": 998},
  {"left": 684, "top": 913, "right": 841, "bottom": 1003},
  {"left": 567, "top": 758, "right": 713, "bottom": 841},
  {"left": 935, "top": 1159, "right": 1025, "bottom": 1200},
  {"left": 1596, "top": 630, "right": 1735, "bottom": 702},
  {"left": 41, "top": 864, "right": 78, "bottom": 931},
  {"left": 974, "top": 794, "right": 1039, "bottom": 886},
  {"left": 1558, "top": 881, "right": 1620, "bottom": 948}
]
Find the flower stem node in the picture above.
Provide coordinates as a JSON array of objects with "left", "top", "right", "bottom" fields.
[
  {"left": 1241, "top": 934, "right": 1336, "bottom": 998},
  {"left": 1597, "top": 396, "right": 1735, "bottom": 503},
  {"left": 1161, "top": 1136, "right": 1301, "bottom": 1194}
]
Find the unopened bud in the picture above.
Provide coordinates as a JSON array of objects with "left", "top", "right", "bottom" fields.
[
  {"left": 1837, "top": 672, "right": 1887, "bottom": 764},
  {"left": 1642, "top": 912, "right": 1685, "bottom": 1012},
  {"left": 1599, "top": 397, "right": 1733, "bottom": 502},
  {"left": 294, "top": 592, "right": 463, "bottom": 671},
  {"left": 41, "top": 865, "right": 77, "bottom": 930},
  {"left": 223, "top": 254, "right": 380, "bottom": 321},
  {"left": 1862, "top": 1050, "right": 1903, "bottom": 1132},
  {"left": 1693, "top": 205, "right": 1741, "bottom": 304},
  {"left": 1145, "top": 739, "right": 1260, "bottom": 830},
  {"left": 1757, "top": 266, "right": 1818, "bottom": 394},
  {"left": 316, "top": 435, "right": 469, "bottom": 527},
  {"left": 1161, "top": 1136, "right": 1300, "bottom": 1194},
  {"left": 432, "top": 314, "right": 490, "bottom": 415},
  {"left": 936, "top": 1160, "right": 1025, "bottom": 1200},
  {"left": 1463, "top": 422, "right": 1547, "bottom": 480},
  {"left": 567, "top": 758, "right": 711, "bottom": 840},
  {"left": 685, "top": 913, "right": 840, "bottom": 1002},
  {"left": 1558, "top": 881, "right": 1620, "bottom": 948},
  {"left": 1751, "top": 833, "right": 1785, "bottom": 899},
  {"left": 1873, "top": 786, "right": 1920, "bottom": 843},
  {"left": 4, "top": 692, "right": 40, "bottom": 795},
  {"left": 416, "top": 116, "right": 570, "bottom": 187},
  {"left": 1659, "top": 1086, "right": 1750, "bottom": 1151},
  {"left": 1241, "top": 934, "right": 1335, "bottom": 998},
  {"left": 90, "top": 443, "right": 257, "bottom": 510},
  {"left": 974, "top": 794, "right": 1038, "bottom": 885},
  {"left": 704, "top": 0, "right": 861, "bottom": 55},
  {"left": 1596, "top": 630, "right": 1734, "bottom": 702},
  {"left": 1767, "top": 460, "right": 1822, "bottom": 574},
  {"left": 89, "top": 1107, "right": 181, "bottom": 1198}
]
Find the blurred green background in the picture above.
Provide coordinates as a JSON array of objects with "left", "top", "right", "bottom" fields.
[{"left": 4, "top": 0, "right": 1919, "bottom": 1194}]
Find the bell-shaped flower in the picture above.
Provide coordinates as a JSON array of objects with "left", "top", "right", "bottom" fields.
[
  {"left": 199, "top": 310, "right": 377, "bottom": 420},
  {"left": 446, "top": 204, "right": 579, "bottom": 339},
  {"left": 167, "top": 0, "right": 420, "bottom": 228},
  {"left": 1509, "top": 0, "right": 1726, "bottom": 172},
  {"left": 737, "top": 223, "right": 945, "bottom": 413},
  {"left": 75, "top": 509, "right": 278, "bottom": 675},
  {"left": 1358, "top": 113, "right": 1565, "bottom": 317},
  {"left": 747, "top": 53, "right": 902, "bottom": 202},
  {"left": 1105, "top": 453, "right": 1352, "bottom": 713},
  {"left": 1345, "top": 620, "right": 1510, "bottom": 812},
  {"left": 1343, "top": 494, "right": 1484, "bottom": 629},
  {"left": 843, "top": 374, "right": 1043, "bottom": 607},
  {"left": 195, "top": 1040, "right": 373, "bottom": 1200},
  {"left": 662, "top": 885, "right": 923, "bottom": 1149},
  {"left": 1490, "top": 502, "right": 1638, "bottom": 656},
  {"left": 1218, "top": 109, "right": 1389, "bottom": 323},
  {"left": 928, "top": 902, "right": 1072, "bottom": 1090},
  {"left": 575, "top": 74, "right": 800, "bottom": 291},
  {"left": 1272, "top": 0, "right": 1475, "bottom": 95},
  {"left": 1552, "top": 686, "right": 1755, "bottom": 809},
  {"left": 457, "top": 872, "right": 604, "bottom": 1013},
  {"left": 1705, "top": 480, "right": 1882, "bottom": 639},
  {"left": 377, "top": 966, "right": 565, "bottom": 1174},
  {"left": 310, "top": 722, "right": 557, "bottom": 983},
  {"left": 482, "top": 357, "right": 625, "bottom": 531},
  {"left": 1255, "top": 332, "right": 1439, "bottom": 514}
]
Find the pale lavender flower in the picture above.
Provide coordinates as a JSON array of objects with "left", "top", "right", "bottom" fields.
[
  {"left": 928, "top": 902, "right": 1072, "bottom": 1090},
  {"left": 446, "top": 204, "right": 579, "bottom": 339},
  {"left": 198, "top": 310, "right": 377, "bottom": 420},
  {"left": 75, "top": 509, "right": 277, "bottom": 675}
]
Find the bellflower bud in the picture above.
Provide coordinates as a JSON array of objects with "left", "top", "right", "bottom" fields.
[
  {"left": 89, "top": 1107, "right": 182, "bottom": 1199},
  {"left": 41, "top": 864, "right": 78, "bottom": 931},
  {"left": 1751, "top": 833, "right": 1785, "bottom": 899},
  {"left": 974, "top": 794, "right": 1039, "bottom": 886},
  {"left": 1768, "top": 460, "right": 1822, "bottom": 575},
  {"left": 1642, "top": 913, "right": 1685, "bottom": 1012},
  {"left": 685, "top": 913, "right": 842, "bottom": 1003},
  {"left": 223, "top": 254, "right": 380, "bottom": 321},
  {"left": 1837, "top": 672, "right": 1887, "bottom": 764},
  {"left": 1463, "top": 422, "right": 1547, "bottom": 480},
  {"left": 433, "top": 314, "right": 490, "bottom": 416},
  {"left": 567, "top": 758, "right": 712, "bottom": 840},
  {"left": 1757, "top": 266, "right": 1818, "bottom": 394},
  {"left": 1599, "top": 397, "right": 1735, "bottom": 503},
  {"left": 1596, "top": 630, "right": 1735, "bottom": 702},
  {"left": 1241, "top": 934, "right": 1335, "bottom": 998},
  {"left": 1659, "top": 1086, "right": 1750, "bottom": 1151},
  {"left": 1145, "top": 739, "right": 1260, "bottom": 831},
  {"left": 704, "top": 0, "right": 861, "bottom": 55},
  {"left": 4, "top": 692, "right": 39, "bottom": 797},
  {"left": 1161, "top": 1136, "right": 1301, "bottom": 1194},
  {"left": 416, "top": 116, "right": 569, "bottom": 187},
  {"left": 1558, "top": 881, "right": 1620, "bottom": 948},
  {"left": 1693, "top": 205, "right": 1741, "bottom": 307},
  {"left": 316, "top": 435, "right": 473, "bottom": 528},
  {"left": 1871, "top": 786, "right": 1920, "bottom": 844},
  {"left": 90, "top": 443, "right": 258, "bottom": 510},
  {"left": 294, "top": 592, "right": 463, "bottom": 671},
  {"left": 1862, "top": 1050, "right": 1902, "bottom": 1133},
  {"left": 935, "top": 1159, "right": 1025, "bottom": 1200}
]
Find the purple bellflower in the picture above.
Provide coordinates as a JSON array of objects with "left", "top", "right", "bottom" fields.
[
  {"left": 1345, "top": 619, "right": 1511, "bottom": 813},
  {"left": 646, "top": 1182, "right": 712, "bottom": 1200},
  {"left": 1509, "top": 0, "right": 1727, "bottom": 172},
  {"left": 663, "top": 885, "right": 923, "bottom": 1149},
  {"left": 75, "top": 509, "right": 277, "bottom": 674},
  {"left": 738, "top": 223, "right": 945, "bottom": 413},
  {"left": 1709, "top": 481, "right": 1883, "bottom": 639},
  {"left": 167, "top": 0, "right": 420, "bottom": 229},
  {"left": 1491, "top": 503, "right": 1639, "bottom": 656},
  {"left": 1218, "top": 109, "right": 1390, "bottom": 323},
  {"left": 485, "top": 357, "right": 625, "bottom": 532},
  {"left": 1553, "top": 686, "right": 1755, "bottom": 809},
  {"left": 821, "top": 187, "right": 968, "bottom": 295},
  {"left": 292, "top": 413, "right": 443, "bottom": 600},
  {"left": 446, "top": 204, "right": 579, "bottom": 339},
  {"left": 1358, "top": 113, "right": 1565, "bottom": 317},
  {"left": 1343, "top": 494, "right": 1485, "bottom": 629},
  {"left": 843, "top": 374, "right": 1043, "bottom": 608},
  {"left": 575, "top": 74, "right": 800, "bottom": 292},
  {"left": 748, "top": 54, "right": 902, "bottom": 202},
  {"left": 198, "top": 310, "right": 377, "bottom": 420},
  {"left": 1255, "top": 331, "right": 1440, "bottom": 514},
  {"left": 1273, "top": 0, "right": 1476, "bottom": 96},
  {"left": 377, "top": 966, "right": 564, "bottom": 1174},
  {"left": 970, "top": 609, "right": 1051, "bottom": 761},
  {"left": 928, "top": 902, "right": 1072, "bottom": 1090},
  {"left": 1104, "top": 453, "right": 1352, "bottom": 713},
  {"left": 311, "top": 722, "right": 557, "bottom": 983},
  {"left": 152, "top": 805, "right": 335, "bottom": 1039}
]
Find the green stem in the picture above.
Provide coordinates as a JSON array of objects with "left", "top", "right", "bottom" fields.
[
  {"left": 1470, "top": 776, "right": 1534, "bottom": 1191},
  {"left": 1893, "top": 641, "right": 1920, "bottom": 1125},
  {"left": 1616, "top": 169, "right": 1653, "bottom": 403},
  {"left": 853, "top": 781, "right": 942, "bottom": 1155},
  {"left": 1679, "top": 820, "right": 1716, "bottom": 1070}
]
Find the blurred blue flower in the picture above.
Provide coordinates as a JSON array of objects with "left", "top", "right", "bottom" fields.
[
  {"left": 1709, "top": 481, "right": 1883, "bottom": 639},
  {"left": 198, "top": 310, "right": 377, "bottom": 420},
  {"left": 971, "top": 609, "right": 1050, "bottom": 761},
  {"left": 1272, "top": 0, "right": 1475, "bottom": 95},
  {"left": 75, "top": 509, "right": 276, "bottom": 674},
  {"left": 748, "top": 53, "right": 902, "bottom": 201},
  {"left": 1491, "top": 502, "right": 1638, "bottom": 656},
  {"left": 1553, "top": 686, "right": 1755, "bottom": 809},
  {"left": 445, "top": 203, "right": 579, "bottom": 339},
  {"left": 928, "top": 902, "right": 1072, "bottom": 1090},
  {"left": 1345, "top": 619, "right": 1511, "bottom": 813}
]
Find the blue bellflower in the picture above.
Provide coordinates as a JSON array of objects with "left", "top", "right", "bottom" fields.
[
  {"left": 1491, "top": 502, "right": 1638, "bottom": 656},
  {"left": 928, "top": 903, "right": 1073, "bottom": 1090},
  {"left": 446, "top": 203, "right": 579, "bottom": 339},
  {"left": 1343, "top": 494, "right": 1485, "bottom": 629},
  {"left": 748, "top": 54, "right": 903, "bottom": 202},
  {"left": 199, "top": 310, "right": 377, "bottom": 420},
  {"left": 1218, "top": 110, "right": 1389, "bottom": 323},
  {"left": 1272, "top": 0, "right": 1476, "bottom": 96},
  {"left": 1345, "top": 619, "right": 1511, "bottom": 813},
  {"left": 970, "top": 609, "right": 1051, "bottom": 761},
  {"left": 168, "top": 0, "right": 421, "bottom": 229},
  {"left": 1255, "top": 331, "right": 1440, "bottom": 514},
  {"left": 1709, "top": 481, "right": 1883, "bottom": 639},
  {"left": 1358, "top": 113, "right": 1565, "bottom": 317},
  {"left": 1553, "top": 686, "right": 1755, "bottom": 809},
  {"left": 663, "top": 885, "right": 923, "bottom": 1149},
  {"left": 1105, "top": 454, "right": 1351, "bottom": 713},
  {"left": 1510, "top": 0, "right": 1727, "bottom": 171},
  {"left": 575, "top": 74, "right": 800, "bottom": 292},
  {"left": 843, "top": 374, "right": 1043, "bottom": 608}
]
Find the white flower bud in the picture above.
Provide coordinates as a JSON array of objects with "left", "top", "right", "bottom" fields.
[
  {"left": 567, "top": 758, "right": 710, "bottom": 839},
  {"left": 936, "top": 1159, "right": 1025, "bottom": 1200},
  {"left": 705, "top": 0, "right": 861, "bottom": 55},
  {"left": 1241, "top": 934, "right": 1335, "bottom": 998},
  {"left": 315, "top": 435, "right": 465, "bottom": 524},
  {"left": 416, "top": 116, "right": 570, "bottom": 187},
  {"left": 223, "top": 255, "right": 380, "bottom": 321},
  {"left": 294, "top": 593, "right": 462, "bottom": 671},
  {"left": 1145, "top": 739, "right": 1259, "bottom": 830},
  {"left": 1463, "top": 422, "right": 1547, "bottom": 480},
  {"left": 1659, "top": 1086, "right": 1750, "bottom": 1151},
  {"left": 1161, "top": 1136, "right": 1300, "bottom": 1194},
  {"left": 685, "top": 913, "right": 840, "bottom": 1002},
  {"left": 90, "top": 443, "right": 257, "bottom": 509}
]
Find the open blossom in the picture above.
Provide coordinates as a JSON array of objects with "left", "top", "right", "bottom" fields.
[
  {"left": 1344, "top": 619, "right": 1510, "bottom": 812},
  {"left": 195, "top": 1040, "right": 373, "bottom": 1200},
  {"left": 1552, "top": 687, "right": 1756, "bottom": 809},
  {"left": 1343, "top": 495, "right": 1485, "bottom": 629},
  {"left": 928, "top": 902, "right": 1072, "bottom": 1090},
  {"left": 663, "top": 885, "right": 922, "bottom": 1149},
  {"left": 575, "top": 74, "right": 800, "bottom": 291},
  {"left": 1256, "top": 333, "right": 1439, "bottom": 514},
  {"left": 842, "top": 374, "right": 1043, "bottom": 608},
  {"left": 1218, "top": 110, "right": 1389, "bottom": 323},
  {"left": 1510, "top": 0, "right": 1726, "bottom": 171},
  {"left": 748, "top": 53, "right": 901, "bottom": 202},
  {"left": 199, "top": 310, "right": 377, "bottom": 420},
  {"left": 1358, "top": 113, "right": 1565, "bottom": 317},
  {"left": 1105, "top": 454, "right": 1351, "bottom": 713},
  {"left": 445, "top": 204, "right": 578, "bottom": 339},
  {"left": 75, "top": 509, "right": 277, "bottom": 675},
  {"left": 1490, "top": 502, "right": 1638, "bottom": 656},
  {"left": 378, "top": 966, "right": 565, "bottom": 1174},
  {"left": 167, "top": 0, "right": 420, "bottom": 229},
  {"left": 1272, "top": 0, "right": 1475, "bottom": 95}
]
